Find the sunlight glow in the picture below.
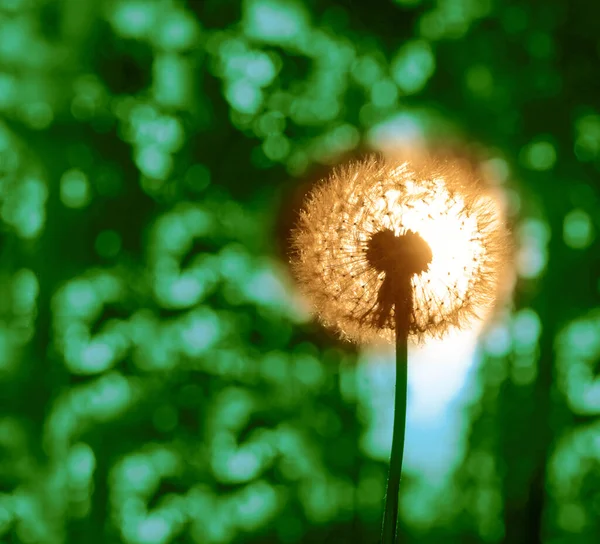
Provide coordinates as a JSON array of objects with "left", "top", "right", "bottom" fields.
[{"left": 292, "top": 154, "right": 508, "bottom": 343}]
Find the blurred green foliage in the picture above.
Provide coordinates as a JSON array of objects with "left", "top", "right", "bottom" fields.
[{"left": 0, "top": 0, "right": 599, "bottom": 543}]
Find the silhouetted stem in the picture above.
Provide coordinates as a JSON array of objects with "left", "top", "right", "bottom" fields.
[{"left": 381, "top": 286, "right": 410, "bottom": 544}]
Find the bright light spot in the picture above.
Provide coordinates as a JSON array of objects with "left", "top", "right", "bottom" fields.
[
  {"left": 483, "top": 322, "right": 511, "bottom": 357},
  {"left": 136, "top": 515, "right": 171, "bottom": 544},
  {"left": 367, "top": 112, "right": 427, "bottom": 151},
  {"left": 226, "top": 80, "right": 262, "bottom": 114},
  {"left": 60, "top": 169, "right": 91, "bottom": 209},
  {"left": 516, "top": 218, "right": 551, "bottom": 278},
  {"left": 87, "top": 372, "right": 132, "bottom": 421},
  {"left": 563, "top": 209, "right": 594, "bottom": 249},
  {"left": 262, "top": 134, "right": 290, "bottom": 160},
  {"left": 556, "top": 310, "right": 600, "bottom": 415},
  {"left": 371, "top": 79, "right": 399, "bottom": 108},
  {"left": 180, "top": 309, "right": 221, "bottom": 356},
  {"left": 154, "top": 9, "right": 199, "bottom": 51},
  {"left": 352, "top": 176, "right": 490, "bottom": 328},
  {"left": 236, "top": 481, "right": 278, "bottom": 530},
  {"left": 81, "top": 341, "right": 115, "bottom": 373},
  {"left": 68, "top": 443, "right": 96, "bottom": 482},
  {"left": 153, "top": 54, "right": 190, "bottom": 108},
  {"left": 574, "top": 113, "right": 600, "bottom": 161},
  {"left": 400, "top": 184, "right": 484, "bottom": 314},
  {"left": 245, "top": 52, "right": 277, "bottom": 87},
  {"left": 513, "top": 308, "right": 541, "bottom": 347},
  {"left": 135, "top": 146, "right": 173, "bottom": 179},
  {"left": 391, "top": 40, "right": 436, "bottom": 95},
  {"left": 23, "top": 102, "right": 53, "bottom": 129},
  {"left": 3, "top": 177, "right": 48, "bottom": 240},
  {"left": 110, "top": 0, "right": 156, "bottom": 39},
  {"left": 243, "top": 0, "right": 308, "bottom": 44},
  {"left": 12, "top": 268, "right": 39, "bottom": 313},
  {"left": 521, "top": 140, "right": 556, "bottom": 171},
  {"left": 351, "top": 56, "right": 384, "bottom": 86}
]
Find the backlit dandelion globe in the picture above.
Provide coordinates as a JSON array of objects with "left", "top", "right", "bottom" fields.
[{"left": 290, "top": 151, "right": 510, "bottom": 344}]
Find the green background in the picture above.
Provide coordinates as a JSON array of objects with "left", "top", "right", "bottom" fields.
[{"left": 0, "top": 0, "right": 598, "bottom": 543}]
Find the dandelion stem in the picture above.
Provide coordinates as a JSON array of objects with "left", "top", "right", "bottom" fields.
[{"left": 381, "top": 287, "right": 410, "bottom": 544}]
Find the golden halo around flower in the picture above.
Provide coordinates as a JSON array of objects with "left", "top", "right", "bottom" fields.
[{"left": 290, "top": 151, "right": 510, "bottom": 344}]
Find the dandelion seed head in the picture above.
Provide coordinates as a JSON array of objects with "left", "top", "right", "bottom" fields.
[{"left": 290, "top": 152, "right": 510, "bottom": 344}]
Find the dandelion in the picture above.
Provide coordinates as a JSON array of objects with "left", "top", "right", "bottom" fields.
[{"left": 289, "top": 150, "right": 510, "bottom": 543}]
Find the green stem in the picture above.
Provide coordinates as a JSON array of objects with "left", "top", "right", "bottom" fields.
[{"left": 381, "top": 293, "right": 410, "bottom": 544}]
